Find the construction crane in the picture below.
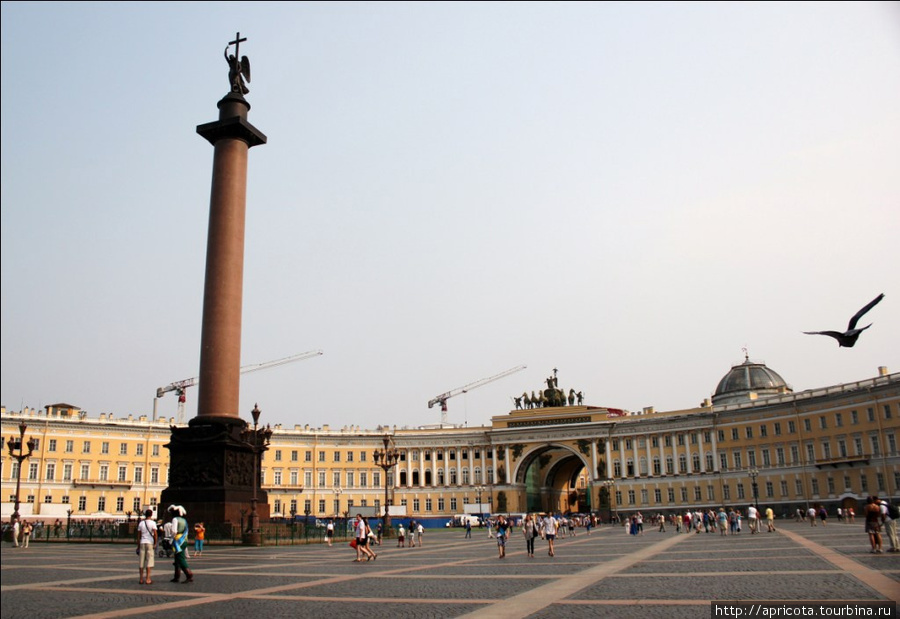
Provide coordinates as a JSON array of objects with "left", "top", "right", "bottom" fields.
[
  {"left": 155, "top": 349, "right": 323, "bottom": 422},
  {"left": 428, "top": 365, "right": 526, "bottom": 424}
]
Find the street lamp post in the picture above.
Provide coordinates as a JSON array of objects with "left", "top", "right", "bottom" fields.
[
  {"left": 474, "top": 485, "right": 485, "bottom": 522},
  {"left": 66, "top": 508, "right": 73, "bottom": 541},
  {"left": 7, "top": 421, "right": 36, "bottom": 524},
  {"left": 240, "top": 404, "right": 272, "bottom": 546},
  {"left": 373, "top": 434, "right": 400, "bottom": 536},
  {"left": 748, "top": 467, "right": 760, "bottom": 510}
]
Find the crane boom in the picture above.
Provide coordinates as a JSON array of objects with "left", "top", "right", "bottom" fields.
[
  {"left": 428, "top": 365, "right": 526, "bottom": 423},
  {"left": 155, "top": 349, "right": 323, "bottom": 421}
]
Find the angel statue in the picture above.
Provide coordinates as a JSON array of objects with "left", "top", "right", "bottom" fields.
[{"left": 225, "top": 45, "right": 251, "bottom": 95}]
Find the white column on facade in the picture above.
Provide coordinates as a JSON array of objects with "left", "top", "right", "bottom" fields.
[
  {"left": 468, "top": 447, "right": 475, "bottom": 486},
  {"left": 481, "top": 447, "right": 487, "bottom": 485},
  {"left": 711, "top": 429, "right": 720, "bottom": 473},
  {"left": 406, "top": 450, "right": 413, "bottom": 487},
  {"left": 456, "top": 448, "right": 462, "bottom": 486},
  {"left": 605, "top": 438, "right": 613, "bottom": 479},
  {"left": 632, "top": 436, "right": 640, "bottom": 477},
  {"left": 645, "top": 434, "right": 653, "bottom": 477},
  {"left": 697, "top": 432, "right": 705, "bottom": 473},
  {"left": 591, "top": 439, "right": 598, "bottom": 481},
  {"left": 504, "top": 445, "right": 512, "bottom": 484},
  {"left": 619, "top": 439, "right": 626, "bottom": 478},
  {"left": 431, "top": 450, "right": 437, "bottom": 487},
  {"left": 671, "top": 433, "right": 678, "bottom": 475},
  {"left": 658, "top": 434, "right": 666, "bottom": 476},
  {"left": 419, "top": 450, "right": 425, "bottom": 487},
  {"left": 686, "top": 434, "right": 693, "bottom": 474}
]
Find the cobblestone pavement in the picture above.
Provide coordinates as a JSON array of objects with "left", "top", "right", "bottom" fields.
[{"left": 1, "top": 521, "right": 897, "bottom": 619}]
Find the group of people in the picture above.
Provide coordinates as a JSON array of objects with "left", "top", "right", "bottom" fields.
[
  {"left": 486, "top": 513, "right": 563, "bottom": 559},
  {"left": 5, "top": 518, "right": 34, "bottom": 548},
  {"left": 134, "top": 505, "right": 195, "bottom": 586},
  {"left": 397, "top": 520, "right": 424, "bottom": 547},
  {"left": 864, "top": 495, "right": 900, "bottom": 554}
]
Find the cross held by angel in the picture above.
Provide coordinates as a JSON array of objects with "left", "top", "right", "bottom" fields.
[{"left": 225, "top": 33, "right": 251, "bottom": 95}]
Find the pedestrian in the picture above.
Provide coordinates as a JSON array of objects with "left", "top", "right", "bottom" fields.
[
  {"left": 765, "top": 507, "right": 776, "bottom": 532},
  {"left": 376, "top": 521, "right": 383, "bottom": 546},
  {"left": 542, "top": 513, "right": 559, "bottom": 557},
  {"left": 465, "top": 519, "right": 472, "bottom": 538},
  {"left": 818, "top": 506, "right": 828, "bottom": 526},
  {"left": 495, "top": 515, "right": 510, "bottom": 559},
  {"left": 21, "top": 520, "right": 33, "bottom": 548},
  {"left": 880, "top": 498, "right": 899, "bottom": 553},
  {"left": 416, "top": 521, "right": 424, "bottom": 547},
  {"left": 11, "top": 519, "right": 20, "bottom": 548},
  {"left": 397, "top": 523, "right": 406, "bottom": 547},
  {"left": 747, "top": 505, "right": 759, "bottom": 534},
  {"left": 136, "top": 509, "right": 158, "bottom": 585},
  {"left": 865, "top": 496, "right": 884, "bottom": 554},
  {"left": 523, "top": 514, "right": 539, "bottom": 558},
  {"left": 408, "top": 520, "right": 417, "bottom": 547},
  {"left": 325, "top": 520, "right": 334, "bottom": 546},
  {"left": 167, "top": 505, "right": 194, "bottom": 583},
  {"left": 353, "top": 515, "right": 376, "bottom": 562},
  {"left": 808, "top": 506, "right": 817, "bottom": 526},
  {"left": 193, "top": 522, "right": 205, "bottom": 557}
]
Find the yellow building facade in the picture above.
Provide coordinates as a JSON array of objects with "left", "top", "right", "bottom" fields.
[{"left": 3, "top": 363, "right": 898, "bottom": 524}]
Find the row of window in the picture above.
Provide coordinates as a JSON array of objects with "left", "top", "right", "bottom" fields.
[
  {"left": 270, "top": 447, "right": 495, "bottom": 463},
  {"left": 2, "top": 438, "right": 163, "bottom": 457},
  {"left": 613, "top": 471, "right": 900, "bottom": 506},
  {"left": 7, "top": 462, "right": 161, "bottom": 484}
]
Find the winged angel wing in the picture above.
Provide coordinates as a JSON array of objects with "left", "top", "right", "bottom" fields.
[{"left": 241, "top": 56, "right": 251, "bottom": 83}]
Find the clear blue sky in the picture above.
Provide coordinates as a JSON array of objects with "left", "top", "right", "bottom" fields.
[{"left": 2, "top": 1, "right": 898, "bottom": 430}]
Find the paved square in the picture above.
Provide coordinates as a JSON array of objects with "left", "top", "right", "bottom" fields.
[{"left": 1, "top": 522, "right": 897, "bottom": 618}]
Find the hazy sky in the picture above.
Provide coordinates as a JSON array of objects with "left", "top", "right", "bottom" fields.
[{"left": 2, "top": 1, "right": 898, "bottom": 431}]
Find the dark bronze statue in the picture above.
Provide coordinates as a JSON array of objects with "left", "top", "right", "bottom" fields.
[{"left": 225, "top": 32, "right": 251, "bottom": 95}]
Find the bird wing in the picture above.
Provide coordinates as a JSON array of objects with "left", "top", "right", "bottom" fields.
[
  {"left": 803, "top": 331, "right": 844, "bottom": 339},
  {"left": 847, "top": 293, "right": 884, "bottom": 330}
]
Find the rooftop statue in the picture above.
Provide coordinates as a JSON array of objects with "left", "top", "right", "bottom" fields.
[{"left": 225, "top": 32, "right": 251, "bottom": 95}]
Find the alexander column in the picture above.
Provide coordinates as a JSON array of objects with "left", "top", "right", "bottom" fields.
[{"left": 161, "top": 34, "right": 270, "bottom": 533}]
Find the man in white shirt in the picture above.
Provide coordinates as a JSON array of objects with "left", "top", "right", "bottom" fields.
[
  {"left": 747, "top": 505, "right": 759, "bottom": 534},
  {"left": 543, "top": 514, "right": 559, "bottom": 557}
]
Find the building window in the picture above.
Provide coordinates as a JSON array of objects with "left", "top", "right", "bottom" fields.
[
  {"left": 790, "top": 445, "right": 799, "bottom": 463},
  {"left": 806, "top": 444, "right": 815, "bottom": 463},
  {"left": 81, "top": 464, "right": 90, "bottom": 480},
  {"left": 819, "top": 417, "right": 827, "bottom": 430},
  {"left": 827, "top": 478, "right": 835, "bottom": 494},
  {"left": 780, "top": 481, "right": 788, "bottom": 496},
  {"left": 861, "top": 474, "right": 869, "bottom": 493},
  {"left": 776, "top": 447, "right": 785, "bottom": 466},
  {"left": 66, "top": 440, "right": 74, "bottom": 453},
  {"left": 811, "top": 478, "right": 819, "bottom": 495},
  {"left": 136, "top": 444, "right": 144, "bottom": 456},
  {"left": 746, "top": 427, "right": 753, "bottom": 439},
  {"left": 666, "top": 456, "right": 674, "bottom": 475},
  {"left": 885, "top": 405, "right": 893, "bottom": 419},
  {"left": 871, "top": 436, "right": 881, "bottom": 456},
  {"left": 274, "top": 450, "right": 282, "bottom": 462},
  {"left": 319, "top": 451, "right": 325, "bottom": 462},
  {"left": 774, "top": 423, "right": 781, "bottom": 436},
  {"left": 134, "top": 497, "right": 141, "bottom": 512},
  {"left": 48, "top": 439, "right": 57, "bottom": 452},
  {"left": 98, "top": 497, "right": 106, "bottom": 511},
  {"left": 614, "top": 460, "right": 621, "bottom": 477},
  {"left": 99, "top": 465, "right": 109, "bottom": 481},
  {"left": 120, "top": 443, "right": 128, "bottom": 455},
  {"left": 761, "top": 449, "right": 771, "bottom": 467},
  {"left": 678, "top": 455, "right": 687, "bottom": 474},
  {"left": 788, "top": 421, "right": 796, "bottom": 434},
  {"left": 723, "top": 485, "right": 731, "bottom": 500},
  {"left": 627, "top": 490, "right": 635, "bottom": 504},
  {"left": 737, "top": 483, "right": 745, "bottom": 500},
  {"left": 319, "top": 499, "right": 326, "bottom": 513},
  {"left": 707, "top": 485, "right": 715, "bottom": 501},
  {"left": 45, "top": 463, "right": 55, "bottom": 481},
  {"left": 346, "top": 472, "right": 354, "bottom": 487},
  {"left": 838, "top": 440, "right": 847, "bottom": 458},
  {"left": 795, "top": 479, "right": 803, "bottom": 496},
  {"left": 83, "top": 441, "right": 91, "bottom": 454},
  {"left": 693, "top": 486, "right": 701, "bottom": 501},
  {"left": 63, "top": 464, "right": 72, "bottom": 481},
  {"left": 641, "top": 489, "right": 649, "bottom": 504},
  {"left": 718, "top": 430, "right": 725, "bottom": 442},
  {"left": 676, "top": 435, "right": 684, "bottom": 446},
  {"left": 135, "top": 467, "right": 143, "bottom": 484},
  {"left": 765, "top": 481, "right": 774, "bottom": 497},
  {"left": 653, "top": 457, "right": 661, "bottom": 475},
  {"left": 804, "top": 419, "right": 812, "bottom": 432},
  {"left": 273, "top": 471, "right": 282, "bottom": 486},
  {"left": 347, "top": 451, "right": 354, "bottom": 462},
  {"left": 425, "top": 498, "right": 433, "bottom": 511},
  {"left": 654, "top": 489, "right": 662, "bottom": 502},
  {"left": 152, "top": 445, "right": 160, "bottom": 457},
  {"left": 116, "top": 497, "right": 125, "bottom": 512},
  {"left": 867, "top": 408, "right": 875, "bottom": 422},
  {"left": 118, "top": 466, "right": 127, "bottom": 482},
  {"left": 835, "top": 413, "right": 843, "bottom": 428},
  {"left": 333, "top": 452, "right": 340, "bottom": 462},
  {"left": 78, "top": 496, "right": 87, "bottom": 511},
  {"left": 719, "top": 453, "right": 728, "bottom": 470},
  {"left": 667, "top": 488, "right": 675, "bottom": 502},
  {"left": 450, "top": 497, "right": 458, "bottom": 511},
  {"left": 731, "top": 428, "right": 739, "bottom": 441},
  {"left": 332, "top": 472, "right": 340, "bottom": 487},
  {"left": 851, "top": 410, "right": 858, "bottom": 425},
  {"left": 101, "top": 442, "right": 109, "bottom": 454},
  {"left": 151, "top": 467, "right": 159, "bottom": 484},
  {"left": 291, "top": 450, "right": 298, "bottom": 462},
  {"left": 760, "top": 425, "right": 767, "bottom": 438},
  {"left": 733, "top": 452, "right": 742, "bottom": 469},
  {"left": 680, "top": 487, "right": 688, "bottom": 502}
]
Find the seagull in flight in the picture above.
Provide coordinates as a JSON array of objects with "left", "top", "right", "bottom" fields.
[{"left": 804, "top": 293, "right": 885, "bottom": 348}]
